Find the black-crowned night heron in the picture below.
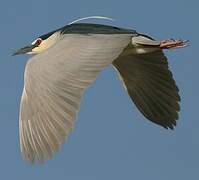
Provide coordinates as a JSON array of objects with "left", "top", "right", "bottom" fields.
[{"left": 13, "top": 19, "right": 188, "bottom": 163}]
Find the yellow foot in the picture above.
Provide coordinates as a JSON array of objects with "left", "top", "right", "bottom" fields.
[{"left": 160, "top": 39, "right": 189, "bottom": 49}]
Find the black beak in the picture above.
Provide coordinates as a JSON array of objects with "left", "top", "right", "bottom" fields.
[{"left": 12, "top": 44, "right": 36, "bottom": 56}]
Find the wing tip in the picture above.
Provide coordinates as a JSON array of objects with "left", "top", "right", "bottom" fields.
[{"left": 156, "top": 117, "right": 178, "bottom": 130}]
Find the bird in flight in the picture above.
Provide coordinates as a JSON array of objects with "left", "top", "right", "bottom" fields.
[{"left": 13, "top": 19, "right": 188, "bottom": 163}]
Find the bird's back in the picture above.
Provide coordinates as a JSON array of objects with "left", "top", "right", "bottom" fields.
[{"left": 39, "top": 23, "right": 137, "bottom": 40}]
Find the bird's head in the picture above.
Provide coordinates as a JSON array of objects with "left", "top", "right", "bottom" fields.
[{"left": 13, "top": 30, "right": 61, "bottom": 56}]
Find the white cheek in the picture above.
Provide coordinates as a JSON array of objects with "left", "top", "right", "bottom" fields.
[
  {"left": 29, "top": 47, "right": 43, "bottom": 54},
  {"left": 30, "top": 32, "right": 61, "bottom": 54},
  {"left": 27, "top": 51, "right": 35, "bottom": 55}
]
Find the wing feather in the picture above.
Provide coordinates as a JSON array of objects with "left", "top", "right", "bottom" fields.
[
  {"left": 20, "top": 34, "right": 131, "bottom": 162},
  {"left": 113, "top": 48, "right": 180, "bottom": 129}
]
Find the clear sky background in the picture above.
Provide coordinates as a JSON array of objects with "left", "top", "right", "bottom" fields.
[{"left": 0, "top": 0, "right": 198, "bottom": 179}]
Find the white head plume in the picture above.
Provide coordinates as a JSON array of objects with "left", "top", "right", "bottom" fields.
[{"left": 68, "top": 16, "right": 114, "bottom": 25}]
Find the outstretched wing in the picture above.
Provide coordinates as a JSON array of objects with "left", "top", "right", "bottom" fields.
[
  {"left": 20, "top": 33, "right": 131, "bottom": 162},
  {"left": 113, "top": 47, "right": 180, "bottom": 129}
]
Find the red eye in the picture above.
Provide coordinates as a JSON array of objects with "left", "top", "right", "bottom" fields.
[{"left": 36, "top": 38, "right": 42, "bottom": 45}]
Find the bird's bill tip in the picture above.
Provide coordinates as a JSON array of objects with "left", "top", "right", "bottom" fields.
[{"left": 12, "top": 45, "right": 35, "bottom": 56}]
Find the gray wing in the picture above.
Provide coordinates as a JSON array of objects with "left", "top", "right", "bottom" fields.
[
  {"left": 113, "top": 46, "right": 180, "bottom": 129},
  {"left": 20, "top": 34, "right": 131, "bottom": 162}
]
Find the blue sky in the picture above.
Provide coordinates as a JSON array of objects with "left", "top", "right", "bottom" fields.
[{"left": 0, "top": 0, "right": 198, "bottom": 179}]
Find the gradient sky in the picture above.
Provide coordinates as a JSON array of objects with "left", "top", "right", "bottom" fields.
[{"left": 0, "top": 0, "right": 198, "bottom": 179}]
